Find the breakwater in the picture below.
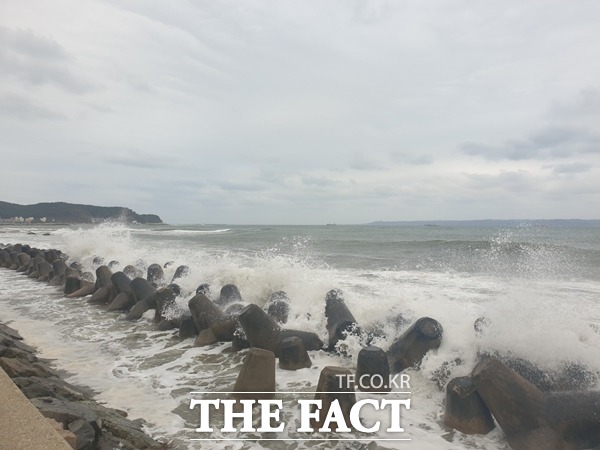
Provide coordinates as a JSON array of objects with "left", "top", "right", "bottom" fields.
[{"left": 1, "top": 233, "right": 600, "bottom": 449}]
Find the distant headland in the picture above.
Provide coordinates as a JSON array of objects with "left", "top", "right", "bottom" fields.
[{"left": 0, "top": 201, "right": 162, "bottom": 224}]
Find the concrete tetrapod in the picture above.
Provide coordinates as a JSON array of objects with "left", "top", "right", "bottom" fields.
[
  {"left": 232, "top": 348, "right": 276, "bottom": 401},
  {"left": 356, "top": 346, "right": 391, "bottom": 393},
  {"left": 472, "top": 358, "right": 549, "bottom": 449},
  {"left": 311, "top": 366, "right": 356, "bottom": 432},
  {"left": 470, "top": 358, "right": 598, "bottom": 450},
  {"left": 188, "top": 294, "right": 224, "bottom": 332},
  {"left": 388, "top": 317, "right": 443, "bottom": 373},
  {"left": 443, "top": 376, "right": 495, "bottom": 435},
  {"left": 279, "top": 336, "right": 312, "bottom": 370},
  {"left": 324, "top": 289, "right": 359, "bottom": 351}
]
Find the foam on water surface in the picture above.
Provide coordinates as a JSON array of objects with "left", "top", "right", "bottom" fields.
[{"left": 1, "top": 222, "right": 599, "bottom": 449}]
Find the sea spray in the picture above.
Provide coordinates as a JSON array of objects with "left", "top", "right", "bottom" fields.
[{"left": 1, "top": 222, "right": 600, "bottom": 449}]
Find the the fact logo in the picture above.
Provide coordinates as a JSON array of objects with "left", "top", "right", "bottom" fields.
[{"left": 189, "top": 373, "right": 411, "bottom": 439}]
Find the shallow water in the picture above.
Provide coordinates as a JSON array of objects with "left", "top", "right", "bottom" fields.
[{"left": 1, "top": 222, "right": 599, "bottom": 449}]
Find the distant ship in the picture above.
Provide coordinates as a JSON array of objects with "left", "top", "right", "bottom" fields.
[{"left": 326, "top": 223, "right": 337, "bottom": 226}]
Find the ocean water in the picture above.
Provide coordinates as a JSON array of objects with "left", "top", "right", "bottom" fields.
[{"left": 1, "top": 222, "right": 600, "bottom": 449}]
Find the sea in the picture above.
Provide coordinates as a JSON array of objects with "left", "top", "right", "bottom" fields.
[{"left": 1, "top": 221, "right": 599, "bottom": 450}]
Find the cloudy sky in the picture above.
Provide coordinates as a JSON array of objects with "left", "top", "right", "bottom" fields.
[{"left": 2, "top": 0, "right": 600, "bottom": 224}]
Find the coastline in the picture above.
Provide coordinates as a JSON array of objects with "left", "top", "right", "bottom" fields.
[
  {"left": 0, "top": 241, "right": 169, "bottom": 450},
  {"left": 2, "top": 229, "right": 600, "bottom": 450},
  {"left": 0, "top": 360, "right": 73, "bottom": 450},
  {"left": 0, "top": 317, "right": 168, "bottom": 450}
]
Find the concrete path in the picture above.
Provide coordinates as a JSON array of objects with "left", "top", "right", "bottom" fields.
[{"left": 0, "top": 367, "right": 72, "bottom": 450}]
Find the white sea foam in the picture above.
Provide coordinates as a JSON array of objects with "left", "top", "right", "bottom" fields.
[
  {"left": 1, "top": 223, "right": 599, "bottom": 449},
  {"left": 143, "top": 228, "right": 232, "bottom": 235}
]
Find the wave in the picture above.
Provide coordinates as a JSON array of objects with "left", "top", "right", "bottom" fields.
[
  {"left": 152, "top": 228, "right": 232, "bottom": 235},
  {"left": 3, "top": 222, "right": 600, "bottom": 449}
]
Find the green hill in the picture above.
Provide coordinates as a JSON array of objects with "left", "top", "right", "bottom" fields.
[{"left": 0, "top": 201, "right": 162, "bottom": 224}]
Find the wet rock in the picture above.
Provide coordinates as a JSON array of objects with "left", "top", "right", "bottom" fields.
[
  {"left": 188, "top": 294, "right": 224, "bottom": 332},
  {"left": 68, "top": 418, "right": 96, "bottom": 450},
  {"left": 178, "top": 314, "right": 199, "bottom": 339},
  {"left": 125, "top": 299, "right": 150, "bottom": 321},
  {"left": 215, "top": 284, "right": 242, "bottom": 307},
  {"left": 130, "top": 278, "right": 156, "bottom": 304},
  {"left": 477, "top": 351, "right": 598, "bottom": 392},
  {"left": 146, "top": 263, "right": 164, "bottom": 286},
  {"left": 311, "top": 366, "right": 356, "bottom": 431},
  {"left": 153, "top": 287, "right": 178, "bottom": 323},
  {"left": 30, "top": 397, "right": 101, "bottom": 437},
  {"left": 224, "top": 302, "right": 246, "bottom": 316},
  {"left": 325, "top": 289, "right": 359, "bottom": 351},
  {"left": 444, "top": 376, "right": 495, "bottom": 435},
  {"left": 194, "top": 328, "right": 218, "bottom": 347},
  {"left": 279, "top": 329, "right": 323, "bottom": 352},
  {"left": 195, "top": 283, "right": 210, "bottom": 296},
  {"left": 64, "top": 276, "right": 81, "bottom": 296},
  {"left": 170, "top": 265, "right": 190, "bottom": 283},
  {"left": 0, "top": 356, "right": 55, "bottom": 378},
  {"left": 110, "top": 272, "right": 132, "bottom": 295},
  {"left": 0, "top": 345, "right": 38, "bottom": 362},
  {"left": 210, "top": 317, "right": 239, "bottom": 342},
  {"left": 388, "top": 317, "right": 443, "bottom": 373},
  {"left": 279, "top": 336, "right": 312, "bottom": 370},
  {"left": 0, "top": 323, "right": 23, "bottom": 340},
  {"left": 107, "top": 292, "right": 135, "bottom": 312},
  {"left": 94, "top": 265, "right": 113, "bottom": 290},
  {"left": 0, "top": 317, "right": 166, "bottom": 450},
  {"left": 238, "top": 304, "right": 281, "bottom": 354},
  {"left": 232, "top": 348, "right": 276, "bottom": 400},
  {"left": 13, "top": 376, "right": 91, "bottom": 402},
  {"left": 356, "top": 346, "right": 391, "bottom": 393},
  {"left": 37, "top": 260, "right": 54, "bottom": 281},
  {"left": 265, "top": 291, "right": 290, "bottom": 324},
  {"left": 92, "top": 256, "right": 104, "bottom": 267},
  {"left": 66, "top": 282, "right": 97, "bottom": 299},
  {"left": 87, "top": 286, "right": 111, "bottom": 305},
  {"left": 123, "top": 265, "right": 142, "bottom": 280},
  {"left": 47, "top": 417, "right": 78, "bottom": 448},
  {"left": 472, "top": 358, "right": 555, "bottom": 449}
]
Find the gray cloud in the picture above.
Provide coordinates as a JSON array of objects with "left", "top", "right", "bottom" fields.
[
  {"left": 301, "top": 176, "right": 338, "bottom": 187},
  {"left": 462, "top": 126, "right": 600, "bottom": 161},
  {"left": 348, "top": 158, "right": 385, "bottom": 171},
  {"left": 103, "top": 150, "right": 176, "bottom": 170},
  {"left": 0, "top": 93, "right": 65, "bottom": 120},
  {"left": 548, "top": 88, "right": 600, "bottom": 118},
  {"left": 464, "top": 171, "right": 537, "bottom": 193},
  {"left": 547, "top": 162, "right": 593, "bottom": 175},
  {"left": 408, "top": 154, "right": 434, "bottom": 165},
  {"left": 0, "top": 26, "right": 68, "bottom": 60},
  {"left": 214, "top": 180, "right": 267, "bottom": 192},
  {"left": 2, "top": 1, "right": 600, "bottom": 223},
  {"left": 390, "top": 152, "right": 435, "bottom": 166},
  {"left": 0, "top": 26, "right": 94, "bottom": 94}
]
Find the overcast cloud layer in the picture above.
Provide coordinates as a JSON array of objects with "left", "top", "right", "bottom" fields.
[{"left": 1, "top": 0, "right": 600, "bottom": 224}]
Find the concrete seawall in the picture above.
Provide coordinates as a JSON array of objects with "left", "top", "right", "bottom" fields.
[{"left": 0, "top": 366, "right": 73, "bottom": 450}]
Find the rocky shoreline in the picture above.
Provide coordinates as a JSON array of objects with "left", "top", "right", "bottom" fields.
[{"left": 0, "top": 320, "right": 168, "bottom": 450}]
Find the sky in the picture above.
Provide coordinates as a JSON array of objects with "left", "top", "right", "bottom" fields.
[{"left": 1, "top": 0, "right": 600, "bottom": 224}]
